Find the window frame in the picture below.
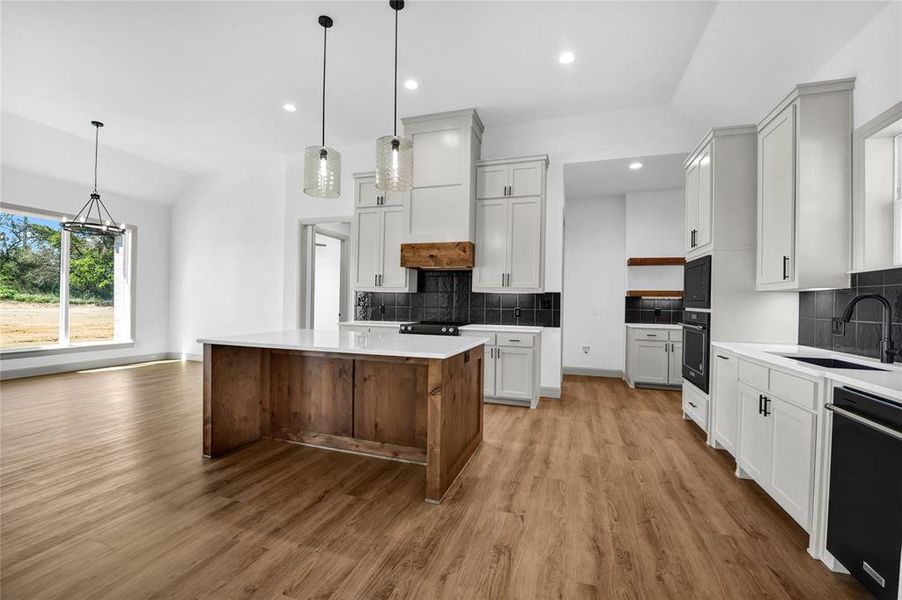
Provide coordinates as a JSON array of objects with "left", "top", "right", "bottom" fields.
[{"left": 0, "top": 202, "right": 136, "bottom": 357}]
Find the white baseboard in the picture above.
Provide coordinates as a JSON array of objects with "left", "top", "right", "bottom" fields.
[
  {"left": 0, "top": 352, "right": 175, "bottom": 380},
  {"left": 562, "top": 367, "right": 623, "bottom": 378},
  {"left": 540, "top": 386, "right": 561, "bottom": 399}
]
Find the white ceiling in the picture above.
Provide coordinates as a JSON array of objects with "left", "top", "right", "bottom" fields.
[
  {"left": 0, "top": 1, "right": 891, "bottom": 178},
  {"left": 564, "top": 153, "right": 687, "bottom": 200}
]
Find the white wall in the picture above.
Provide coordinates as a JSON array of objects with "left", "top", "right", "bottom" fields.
[
  {"left": 562, "top": 196, "right": 626, "bottom": 373},
  {"left": 0, "top": 167, "right": 171, "bottom": 373},
  {"left": 168, "top": 161, "right": 286, "bottom": 358},
  {"left": 625, "top": 188, "right": 685, "bottom": 291},
  {"left": 811, "top": 1, "right": 902, "bottom": 128}
]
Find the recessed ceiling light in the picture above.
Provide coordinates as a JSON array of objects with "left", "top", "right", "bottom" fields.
[
  {"left": 404, "top": 79, "right": 419, "bottom": 90},
  {"left": 283, "top": 103, "right": 297, "bottom": 112},
  {"left": 629, "top": 161, "right": 643, "bottom": 170},
  {"left": 558, "top": 51, "right": 575, "bottom": 65}
]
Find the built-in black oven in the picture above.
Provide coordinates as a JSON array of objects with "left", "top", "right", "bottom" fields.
[
  {"left": 680, "top": 311, "right": 710, "bottom": 393},
  {"left": 683, "top": 255, "right": 712, "bottom": 309}
]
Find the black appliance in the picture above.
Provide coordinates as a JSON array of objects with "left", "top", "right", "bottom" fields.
[
  {"left": 826, "top": 387, "right": 902, "bottom": 599},
  {"left": 680, "top": 311, "right": 710, "bottom": 393},
  {"left": 398, "top": 321, "right": 464, "bottom": 336},
  {"left": 683, "top": 255, "right": 712, "bottom": 309}
]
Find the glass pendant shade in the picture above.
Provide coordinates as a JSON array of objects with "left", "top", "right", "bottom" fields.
[
  {"left": 375, "top": 135, "right": 413, "bottom": 192},
  {"left": 303, "top": 145, "right": 341, "bottom": 198}
]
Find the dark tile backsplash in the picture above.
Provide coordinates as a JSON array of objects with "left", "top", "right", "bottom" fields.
[
  {"left": 355, "top": 270, "right": 561, "bottom": 327},
  {"left": 624, "top": 296, "right": 684, "bottom": 325},
  {"left": 799, "top": 267, "right": 902, "bottom": 362}
]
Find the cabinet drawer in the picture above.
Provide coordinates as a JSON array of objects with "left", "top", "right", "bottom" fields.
[
  {"left": 683, "top": 388, "right": 709, "bottom": 431},
  {"left": 769, "top": 369, "right": 817, "bottom": 412},
  {"left": 497, "top": 333, "right": 534, "bottom": 347},
  {"left": 738, "top": 360, "right": 769, "bottom": 390},
  {"left": 631, "top": 328, "right": 669, "bottom": 341},
  {"left": 462, "top": 331, "right": 497, "bottom": 345}
]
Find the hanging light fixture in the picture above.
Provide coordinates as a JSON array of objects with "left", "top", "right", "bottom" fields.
[
  {"left": 303, "top": 15, "right": 341, "bottom": 198},
  {"left": 61, "top": 121, "right": 126, "bottom": 237},
  {"left": 375, "top": 0, "right": 413, "bottom": 192}
]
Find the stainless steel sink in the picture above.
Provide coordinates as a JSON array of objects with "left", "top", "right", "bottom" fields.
[{"left": 778, "top": 355, "right": 888, "bottom": 371}]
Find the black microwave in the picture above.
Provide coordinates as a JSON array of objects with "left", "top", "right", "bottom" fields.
[{"left": 683, "top": 255, "right": 712, "bottom": 309}]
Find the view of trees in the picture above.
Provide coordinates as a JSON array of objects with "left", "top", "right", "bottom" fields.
[{"left": 0, "top": 212, "right": 115, "bottom": 304}]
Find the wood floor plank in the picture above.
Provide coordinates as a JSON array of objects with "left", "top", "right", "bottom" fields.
[{"left": 1, "top": 363, "right": 866, "bottom": 599}]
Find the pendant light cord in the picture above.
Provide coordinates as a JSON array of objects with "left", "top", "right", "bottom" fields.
[
  {"left": 321, "top": 22, "right": 327, "bottom": 148},
  {"left": 93, "top": 124, "right": 100, "bottom": 193},
  {"left": 393, "top": 6, "right": 398, "bottom": 137}
]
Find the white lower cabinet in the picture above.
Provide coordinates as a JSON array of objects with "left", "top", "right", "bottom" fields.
[
  {"left": 712, "top": 352, "right": 739, "bottom": 455},
  {"left": 495, "top": 346, "right": 534, "bottom": 401},
  {"left": 462, "top": 328, "right": 541, "bottom": 408},
  {"left": 735, "top": 360, "right": 817, "bottom": 531},
  {"left": 625, "top": 327, "right": 682, "bottom": 387}
]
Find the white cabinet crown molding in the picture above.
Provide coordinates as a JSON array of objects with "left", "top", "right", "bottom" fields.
[
  {"left": 758, "top": 77, "right": 855, "bottom": 131},
  {"left": 476, "top": 154, "right": 550, "bottom": 168}
]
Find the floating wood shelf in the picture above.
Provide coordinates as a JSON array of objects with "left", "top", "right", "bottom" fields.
[
  {"left": 627, "top": 257, "right": 686, "bottom": 266},
  {"left": 626, "top": 290, "right": 684, "bottom": 298}
]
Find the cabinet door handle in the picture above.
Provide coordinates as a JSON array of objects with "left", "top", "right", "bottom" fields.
[
  {"left": 374, "top": 274, "right": 378, "bottom": 287},
  {"left": 763, "top": 396, "right": 771, "bottom": 417},
  {"left": 758, "top": 394, "right": 764, "bottom": 415},
  {"left": 782, "top": 256, "right": 789, "bottom": 280}
]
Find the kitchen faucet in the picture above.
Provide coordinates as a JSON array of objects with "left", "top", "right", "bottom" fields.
[{"left": 840, "top": 293, "right": 897, "bottom": 364}]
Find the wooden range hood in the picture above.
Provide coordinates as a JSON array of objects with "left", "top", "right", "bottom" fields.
[{"left": 400, "top": 242, "right": 475, "bottom": 270}]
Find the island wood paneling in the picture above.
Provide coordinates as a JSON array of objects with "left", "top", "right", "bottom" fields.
[
  {"left": 400, "top": 241, "right": 475, "bottom": 270},
  {"left": 203, "top": 344, "right": 262, "bottom": 457},
  {"left": 268, "top": 351, "right": 353, "bottom": 438},
  {"left": 425, "top": 346, "right": 484, "bottom": 503},
  {"left": 354, "top": 360, "right": 428, "bottom": 449}
]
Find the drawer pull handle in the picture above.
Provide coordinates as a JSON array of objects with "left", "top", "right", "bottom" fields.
[
  {"left": 716, "top": 354, "right": 730, "bottom": 360},
  {"left": 688, "top": 401, "right": 698, "bottom": 408},
  {"left": 508, "top": 338, "right": 520, "bottom": 342}
]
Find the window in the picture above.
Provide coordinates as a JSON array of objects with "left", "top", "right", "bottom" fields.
[{"left": 0, "top": 207, "right": 133, "bottom": 352}]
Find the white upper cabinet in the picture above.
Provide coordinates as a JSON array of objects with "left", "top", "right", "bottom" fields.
[
  {"left": 401, "top": 109, "right": 484, "bottom": 243},
  {"left": 758, "top": 106, "right": 796, "bottom": 285},
  {"left": 685, "top": 143, "right": 712, "bottom": 254},
  {"left": 474, "top": 198, "right": 508, "bottom": 289},
  {"left": 352, "top": 173, "right": 416, "bottom": 292},
  {"left": 756, "top": 78, "right": 854, "bottom": 291},
  {"left": 684, "top": 125, "right": 758, "bottom": 259},
  {"left": 473, "top": 156, "right": 548, "bottom": 293}
]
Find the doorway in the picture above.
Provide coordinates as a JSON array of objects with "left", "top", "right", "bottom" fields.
[{"left": 299, "top": 220, "right": 350, "bottom": 330}]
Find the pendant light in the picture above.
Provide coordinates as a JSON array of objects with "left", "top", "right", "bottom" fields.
[
  {"left": 303, "top": 15, "right": 341, "bottom": 198},
  {"left": 375, "top": 0, "right": 413, "bottom": 192},
  {"left": 61, "top": 121, "right": 126, "bottom": 237}
]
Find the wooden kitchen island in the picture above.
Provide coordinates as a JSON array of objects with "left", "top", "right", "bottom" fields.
[{"left": 198, "top": 329, "right": 485, "bottom": 503}]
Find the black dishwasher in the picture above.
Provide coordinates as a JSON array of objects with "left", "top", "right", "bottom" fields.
[{"left": 826, "top": 387, "right": 902, "bottom": 599}]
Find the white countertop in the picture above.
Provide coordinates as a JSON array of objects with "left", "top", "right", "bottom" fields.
[
  {"left": 198, "top": 329, "right": 487, "bottom": 360},
  {"left": 338, "top": 321, "right": 406, "bottom": 327},
  {"left": 713, "top": 342, "right": 902, "bottom": 402},
  {"left": 625, "top": 323, "right": 682, "bottom": 330}
]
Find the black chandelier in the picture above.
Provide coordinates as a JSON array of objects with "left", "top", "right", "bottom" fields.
[{"left": 62, "top": 121, "right": 126, "bottom": 237}]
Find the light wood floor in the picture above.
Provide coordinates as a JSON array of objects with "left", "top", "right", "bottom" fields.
[{"left": 1, "top": 362, "right": 865, "bottom": 599}]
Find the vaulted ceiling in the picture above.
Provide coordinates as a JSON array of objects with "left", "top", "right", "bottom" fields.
[{"left": 0, "top": 1, "right": 891, "bottom": 179}]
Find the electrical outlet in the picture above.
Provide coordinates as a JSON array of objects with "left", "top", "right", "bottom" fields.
[{"left": 582, "top": 345, "right": 591, "bottom": 355}]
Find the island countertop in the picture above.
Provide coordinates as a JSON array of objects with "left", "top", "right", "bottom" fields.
[{"left": 198, "top": 329, "right": 488, "bottom": 360}]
